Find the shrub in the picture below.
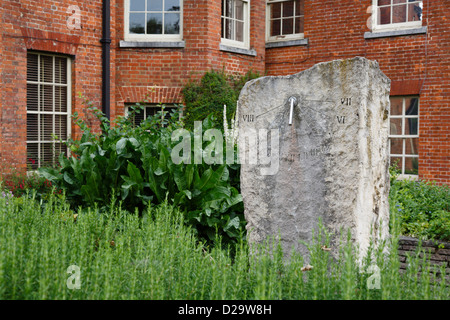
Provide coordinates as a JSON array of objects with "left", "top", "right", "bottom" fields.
[
  {"left": 1, "top": 170, "right": 56, "bottom": 199},
  {"left": 38, "top": 102, "right": 244, "bottom": 244},
  {"left": 389, "top": 176, "right": 450, "bottom": 242},
  {"left": 182, "top": 69, "right": 261, "bottom": 129}
]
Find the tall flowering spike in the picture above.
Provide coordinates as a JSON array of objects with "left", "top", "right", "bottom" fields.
[
  {"left": 223, "top": 104, "right": 229, "bottom": 141},
  {"left": 223, "top": 103, "right": 239, "bottom": 146},
  {"left": 232, "top": 101, "right": 239, "bottom": 145}
]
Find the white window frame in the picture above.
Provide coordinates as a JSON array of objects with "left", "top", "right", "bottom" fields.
[
  {"left": 389, "top": 96, "right": 419, "bottom": 180},
  {"left": 124, "top": 0, "right": 183, "bottom": 42},
  {"left": 221, "top": 0, "right": 250, "bottom": 49},
  {"left": 266, "top": 0, "right": 304, "bottom": 43},
  {"left": 371, "top": 0, "right": 423, "bottom": 32},
  {"left": 26, "top": 52, "right": 72, "bottom": 169}
]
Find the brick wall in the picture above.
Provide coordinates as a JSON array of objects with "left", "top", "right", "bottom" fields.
[
  {"left": 265, "top": 0, "right": 449, "bottom": 184},
  {"left": 0, "top": 0, "right": 108, "bottom": 172},
  {"left": 398, "top": 236, "right": 450, "bottom": 283}
]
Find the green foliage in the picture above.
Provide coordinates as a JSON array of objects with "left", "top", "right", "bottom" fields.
[
  {"left": 390, "top": 177, "right": 450, "bottom": 242},
  {"left": 0, "top": 194, "right": 447, "bottom": 300},
  {"left": 230, "top": 69, "right": 262, "bottom": 95},
  {"left": 182, "top": 69, "right": 261, "bottom": 129},
  {"left": 38, "top": 100, "right": 244, "bottom": 244}
]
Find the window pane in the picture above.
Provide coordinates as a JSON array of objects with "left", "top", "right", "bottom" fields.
[
  {"left": 55, "top": 86, "right": 67, "bottom": 113},
  {"left": 40, "top": 55, "right": 53, "bottom": 83},
  {"left": 390, "top": 138, "right": 403, "bottom": 155},
  {"left": 405, "top": 118, "right": 418, "bottom": 135},
  {"left": 379, "top": 7, "right": 391, "bottom": 24},
  {"left": 393, "top": 0, "right": 406, "bottom": 4},
  {"left": 378, "top": 0, "right": 391, "bottom": 6},
  {"left": 147, "top": 0, "right": 162, "bottom": 11},
  {"left": 146, "top": 106, "right": 161, "bottom": 116},
  {"left": 40, "top": 85, "right": 53, "bottom": 112},
  {"left": 27, "top": 114, "right": 39, "bottom": 141},
  {"left": 146, "top": 106, "right": 160, "bottom": 117},
  {"left": 131, "top": 0, "right": 146, "bottom": 11},
  {"left": 27, "top": 54, "right": 39, "bottom": 82},
  {"left": 390, "top": 118, "right": 402, "bottom": 135},
  {"left": 295, "top": 0, "right": 304, "bottom": 15},
  {"left": 235, "top": 0, "right": 244, "bottom": 20},
  {"left": 404, "top": 157, "right": 418, "bottom": 175},
  {"left": 235, "top": 20, "right": 244, "bottom": 42},
  {"left": 271, "top": 19, "right": 281, "bottom": 36},
  {"left": 390, "top": 156, "right": 403, "bottom": 172},
  {"left": 41, "top": 143, "right": 53, "bottom": 167},
  {"left": 165, "top": 0, "right": 180, "bottom": 11},
  {"left": 127, "top": 105, "right": 176, "bottom": 127},
  {"left": 54, "top": 57, "right": 67, "bottom": 84},
  {"left": 295, "top": 16, "right": 304, "bottom": 33},
  {"left": 55, "top": 115, "right": 68, "bottom": 140},
  {"left": 224, "top": 18, "right": 233, "bottom": 39},
  {"left": 129, "top": 13, "right": 146, "bottom": 33},
  {"left": 27, "top": 83, "right": 39, "bottom": 111},
  {"left": 27, "top": 144, "right": 39, "bottom": 170},
  {"left": 224, "top": 0, "right": 233, "bottom": 18},
  {"left": 271, "top": 2, "right": 281, "bottom": 19},
  {"left": 222, "top": 17, "right": 228, "bottom": 38},
  {"left": 164, "top": 13, "right": 180, "bottom": 34},
  {"left": 392, "top": 4, "right": 407, "bottom": 23},
  {"left": 147, "top": 13, "right": 163, "bottom": 34},
  {"left": 405, "top": 138, "right": 418, "bottom": 155},
  {"left": 41, "top": 114, "right": 53, "bottom": 141},
  {"left": 408, "top": 3, "right": 422, "bottom": 22},
  {"left": 405, "top": 97, "right": 418, "bottom": 115},
  {"left": 282, "top": 17, "right": 294, "bottom": 35},
  {"left": 390, "top": 97, "right": 403, "bottom": 115},
  {"left": 283, "top": 1, "right": 294, "bottom": 17},
  {"left": 134, "top": 111, "right": 145, "bottom": 126}
]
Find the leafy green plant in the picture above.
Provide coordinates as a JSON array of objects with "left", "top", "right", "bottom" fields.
[
  {"left": 182, "top": 69, "right": 261, "bottom": 129},
  {"left": 389, "top": 175, "right": 450, "bottom": 241},
  {"left": 38, "top": 100, "right": 244, "bottom": 244}
]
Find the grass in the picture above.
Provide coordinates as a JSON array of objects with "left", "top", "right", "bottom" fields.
[{"left": 0, "top": 192, "right": 448, "bottom": 300}]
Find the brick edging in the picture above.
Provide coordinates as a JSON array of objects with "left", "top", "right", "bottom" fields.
[{"left": 398, "top": 236, "right": 450, "bottom": 282}]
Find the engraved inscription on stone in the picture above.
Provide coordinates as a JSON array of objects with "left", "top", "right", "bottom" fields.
[
  {"left": 283, "top": 145, "right": 332, "bottom": 163},
  {"left": 242, "top": 114, "right": 255, "bottom": 122},
  {"left": 336, "top": 116, "right": 346, "bottom": 124}
]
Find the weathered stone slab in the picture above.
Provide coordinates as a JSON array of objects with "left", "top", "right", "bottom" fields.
[{"left": 238, "top": 57, "right": 391, "bottom": 261}]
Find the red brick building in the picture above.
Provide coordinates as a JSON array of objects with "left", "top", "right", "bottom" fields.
[{"left": 0, "top": 1, "right": 448, "bottom": 184}]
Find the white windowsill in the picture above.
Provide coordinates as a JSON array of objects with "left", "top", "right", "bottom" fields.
[
  {"left": 219, "top": 43, "right": 256, "bottom": 56},
  {"left": 394, "top": 174, "right": 419, "bottom": 181},
  {"left": 364, "top": 26, "right": 427, "bottom": 39},
  {"left": 266, "top": 38, "right": 308, "bottom": 48},
  {"left": 120, "top": 40, "right": 185, "bottom": 48}
]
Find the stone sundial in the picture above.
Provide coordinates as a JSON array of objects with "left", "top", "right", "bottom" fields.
[{"left": 238, "top": 57, "right": 391, "bottom": 261}]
